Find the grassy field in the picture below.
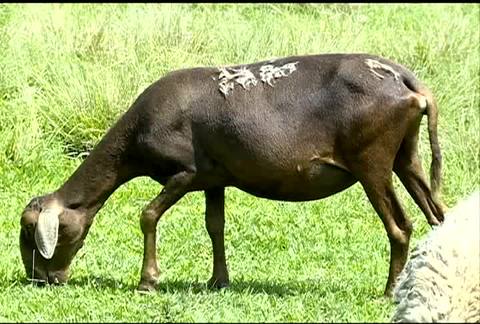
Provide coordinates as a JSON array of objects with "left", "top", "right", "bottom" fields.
[{"left": 0, "top": 3, "right": 478, "bottom": 322}]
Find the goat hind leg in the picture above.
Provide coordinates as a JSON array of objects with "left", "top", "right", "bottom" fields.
[
  {"left": 356, "top": 172, "right": 413, "bottom": 297},
  {"left": 394, "top": 138, "right": 446, "bottom": 226},
  {"left": 205, "top": 187, "right": 229, "bottom": 289},
  {"left": 137, "top": 172, "right": 193, "bottom": 292}
]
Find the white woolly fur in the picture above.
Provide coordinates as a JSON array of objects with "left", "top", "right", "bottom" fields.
[{"left": 392, "top": 190, "right": 480, "bottom": 323}]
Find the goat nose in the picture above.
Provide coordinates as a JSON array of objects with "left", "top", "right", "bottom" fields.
[
  {"left": 48, "top": 271, "right": 67, "bottom": 285},
  {"left": 47, "top": 272, "right": 58, "bottom": 284}
]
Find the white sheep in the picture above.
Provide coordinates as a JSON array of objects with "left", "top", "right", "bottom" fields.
[{"left": 392, "top": 190, "right": 480, "bottom": 323}]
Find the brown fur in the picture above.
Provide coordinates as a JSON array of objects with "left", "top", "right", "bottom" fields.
[{"left": 19, "top": 53, "right": 445, "bottom": 296}]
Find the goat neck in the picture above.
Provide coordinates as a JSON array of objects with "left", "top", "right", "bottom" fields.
[{"left": 56, "top": 114, "right": 138, "bottom": 221}]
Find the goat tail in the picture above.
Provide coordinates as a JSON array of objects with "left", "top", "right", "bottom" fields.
[
  {"left": 401, "top": 70, "right": 443, "bottom": 202},
  {"left": 421, "top": 87, "right": 442, "bottom": 202}
]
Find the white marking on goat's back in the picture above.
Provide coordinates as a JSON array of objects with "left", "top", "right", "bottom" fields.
[
  {"left": 217, "top": 60, "right": 300, "bottom": 96},
  {"left": 365, "top": 58, "right": 400, "bottom": 81},
  {"left": 259, "top": 61, "right": 299, "bottom": 87},
  {"left": 218, "top": 66, "right": 258, "bottom": 96}
]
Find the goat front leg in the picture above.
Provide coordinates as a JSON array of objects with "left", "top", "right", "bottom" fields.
[
  {"left": 138, "top": 172, "right": 193, "bottom": 292},
  {"left": 205, "top": 187, "right": 229, "bottom": 289}
]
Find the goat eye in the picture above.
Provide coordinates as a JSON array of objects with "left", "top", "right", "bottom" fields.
[
  {"left": 25, "top": 224, "right": 34, "bottom": 236},
  {"left": 22, "top": 226, "right": 34, "bottom": 241}
]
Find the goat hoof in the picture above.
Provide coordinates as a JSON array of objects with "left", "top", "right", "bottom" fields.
[
  {"left": 207, "top": 278, "right": 230, "bottom": 289},
  {"left": 383, "top": 289, "right": 394, "bottom": 298},
  {"left": 137, "top": 280, "right": 157, "bottom": 293}
]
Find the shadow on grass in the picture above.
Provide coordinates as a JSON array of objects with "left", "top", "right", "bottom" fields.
[
  {"left": 155, "top": 278, "right": 306, "bottom": 296},
  {"left": 14, "top": 275, "right": 316, "bottom": 296},
  {"left": 14, "top": 275, "right": 383, "bottom": 299},
  {"left": 14, "top": 275, "right": 137, "bottom": 291}
]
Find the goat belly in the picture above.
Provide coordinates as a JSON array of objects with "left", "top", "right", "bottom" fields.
[{"left": 230, "top": 161, "right": 356, "bottom": 202}]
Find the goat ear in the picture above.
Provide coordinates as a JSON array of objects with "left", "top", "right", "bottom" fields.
[{"left": 34, "top": 206, "right": 61, "bottom": 259}]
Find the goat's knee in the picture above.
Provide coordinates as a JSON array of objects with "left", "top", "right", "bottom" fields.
[
  {"left": 388, "top": 220, "right": 413, "bottom": 247},
  {"left": 402, "top": 219, "right": 413, "bottom": 237},
  {"left": 387, "top": 220, "right": 413, "bottom": 273}
]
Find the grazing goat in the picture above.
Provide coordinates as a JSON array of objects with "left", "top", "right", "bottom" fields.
[
  {"left": 392, "top": 190, "right": 480, "bottom": 322},
  {"left": 19, "top": 53, "right": 445, "bottom": 296}
]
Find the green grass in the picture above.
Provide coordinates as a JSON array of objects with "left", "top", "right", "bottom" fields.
[{"left": 0, "top": 3, "right": 479, "bottom": 322}]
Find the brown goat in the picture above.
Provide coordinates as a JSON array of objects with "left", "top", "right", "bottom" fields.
[{"left": 19, "top": 53, "right": 445, "bottom": 296}]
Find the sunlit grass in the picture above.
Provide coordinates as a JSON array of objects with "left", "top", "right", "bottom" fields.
[{"left": 0, "top": 3, "right": 478, "bottom": 322}]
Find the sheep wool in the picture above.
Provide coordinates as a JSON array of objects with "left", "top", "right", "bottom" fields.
[{"left": 392, "top": 190, "right": 480, "bottom": 323}]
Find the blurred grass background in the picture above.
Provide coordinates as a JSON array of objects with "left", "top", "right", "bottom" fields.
[{"left": 0, "top": 3, "right": 478, "bottom": 322}]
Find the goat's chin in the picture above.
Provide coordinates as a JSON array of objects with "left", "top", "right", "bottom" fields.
[{"left": 23, "top": 260, "right": 70, "bottom": 286}]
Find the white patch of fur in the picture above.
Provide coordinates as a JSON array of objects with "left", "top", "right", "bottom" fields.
[
  {"left": 417, "top": 95, "right": 428, "bottom": 110},
  {"left": 392, "top": 190, "right": 480, "bottom": 323},
  {"left": 217, "top": 61, "right": 300, "bottom": 96},
  {"left": 259, "top": 61, "right": 299, "bottom": 86},
  {"left": 365, "top": 58, "right": 400, "bottom": 81},
  {"left": 218, "top": 67, "right": 258, "bottom": 96}
]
